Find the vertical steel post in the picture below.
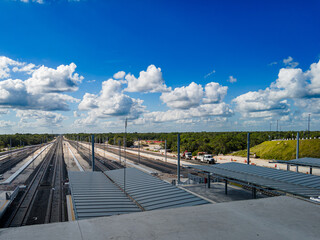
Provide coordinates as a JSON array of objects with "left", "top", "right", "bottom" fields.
[
  {"left": 165, "top": 139, "right": 167, "bottom": 162},
  {"left": 124, "top": 118, "right": 127, "bottom": 192},
  {"left": 118, "top": 140, "right": 121, "bottom": 164},
  {"left": 252, "top": 187, "right": 256, "bottom": 199},
  {"left": 225, "top": 180, "right": 228, "bottom": 195},
  {"left": 310, "top": 167, "right": 313, "bottom": 175},
  {"left": 207, "top": 173, "right": 210, "bottom": 188},
  {"left": 177, "top": 133, "right": 181, "bottom": 184},
  {"left": 92, "top": 134, "right": 95, "bottom": 171},
  {"left": 296, "top": 132, "right": 299, "bottom": 159},
  {"left": 138, "top": 138, "right": 140, "bottom": 164},
  {"left": 247, "top": 133, "right": 250, "bottom": 165}
]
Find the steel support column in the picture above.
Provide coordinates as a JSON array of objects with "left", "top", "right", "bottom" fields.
[
  {"left": 225, "top": 180, "right": 228, "bottom": 195},
  {"left": 92, "top": 134, "right": 95, "bottom": 171},
  {"left": 252, "top": 187, "right": 256, "bottom": 199},
  {"left": 177, "top": 133, "right": 181, "bottom": 184}
]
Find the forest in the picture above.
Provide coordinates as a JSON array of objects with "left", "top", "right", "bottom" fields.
[
  {"left": 64, "top": 131, "right": 320, "bottom": 156},
  {"left": 0, "top": 134, "right": 55, "bottom": 151}
]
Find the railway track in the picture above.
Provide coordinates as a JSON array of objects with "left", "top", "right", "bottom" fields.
[
  {"left": 68, "top": 140, "right": 122, "bottom": 171},
  {"left": 1, "top": 137, "right": 68, "bottom": 228},
  {"left": 0, "top": 146, "right": 40, "bottom": 174},
  {"left": 95, "top": 143, "right": 185, "bottom": 175}
]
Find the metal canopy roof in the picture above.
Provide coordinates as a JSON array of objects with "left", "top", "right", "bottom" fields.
[
  {"left": 104, "top": 168, "right": 209, "bottom": 210},
  {"left": 68, "top": 171, "right": 141, "bottom": 220},
  {"left": 275, "top": 158, "right": 320, "bottom": 168},
  {"left": 185, "top": 162, "right": 320, "bottom": 198}
]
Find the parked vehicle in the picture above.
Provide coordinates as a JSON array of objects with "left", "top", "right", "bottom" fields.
[
  {"left": 182, "top": 151, "right": 192, "bottom": 160},
  {"left": 202, "top": 154, "right": 215, "bottom": 164},
  {"left": 195, "top": 152, "right": 207, "bottom": 162}
]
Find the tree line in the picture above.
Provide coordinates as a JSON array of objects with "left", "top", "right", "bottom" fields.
[
  {"left": 64, "top": 131, "right": 320, "bottom": 156},
  {"left": 0, "top": 133, "right": 55, "bottom": 151}
]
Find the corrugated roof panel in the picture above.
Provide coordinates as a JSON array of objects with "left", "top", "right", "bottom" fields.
[
  {"left": 105, "top": 168, "right": 209, "bottom": 210},
  {"left": 185, "top": 163, "right": 320, "bottom": 198},
  {"left": 276, "top": 158, "right": 320, "bottom": 168},
  {"left": 68, "top": 171, "right": 141, "bottom": 220}
]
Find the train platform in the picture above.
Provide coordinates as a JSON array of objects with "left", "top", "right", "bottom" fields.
[{"left": 0, "top": 196, "right": 319, "bottom": 240}]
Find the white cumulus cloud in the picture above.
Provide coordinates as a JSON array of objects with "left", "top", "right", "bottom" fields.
[
  {"left": 113, "top": 71, "right": 126, "bottom": 79},
  {"left": 125, "top": 65, "right": 170, "bottom": 93},
  {"left": 0, "top": 56, "right": 82, "bottom": 111},
  {"left": 233, "top": 59, "right": 320, "bottom": 119},
  {"left": 77, "top": 78, "right": 145, "bottom": 126},
  {"left": 160, "top": 82, "right": 203, "bottom": 109}
]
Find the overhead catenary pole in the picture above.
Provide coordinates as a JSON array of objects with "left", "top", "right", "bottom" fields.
[
  {"left": 165, "top": 139, "right": 167, "bottom": 162},
  {"left": 124, "top": 118, "right": 127, "bottom": 192},
  {"left": 296, "top": 132, "right": 300, "bottom": 159},
  {"left": 92, "top": 134, "right": 95, "bottom": 171},
  {"left": 177, "top": 133, "right": 181, "bottom": 184},
  {"left": 138, "top": 138, "right": 140, "bottom": 164},
  {"left": 247, "top": 132, "right": 250, "bottom": 165},
  {"left": 118, "top": 139, "right": 121, "bottom": 164},
  {"left": 308, "top": 114, "right": 311, "bottom": 139}
]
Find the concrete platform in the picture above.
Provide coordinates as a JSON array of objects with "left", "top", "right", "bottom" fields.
[{"left": 0, "top": 196, "right": 319, "bottom": 240}]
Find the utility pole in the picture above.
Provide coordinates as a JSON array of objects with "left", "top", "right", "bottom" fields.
[
  {"left": 124, "top": 118, "right": 127, "bottom": 192},
  {"left": 308, "top": 114, "right": 311, "bottom": 138},
  {"left": 118, "top": 139, "right": 121, "bottom": 164},
  {"left": 247, "top": 133, "right": 250, "bottom": 165},
  {"left": 92, "top": 134, "right": 95, "bottom": 171},
  {"left": 138, "top": 138, "right": 140, "bottom": 164},
  {"left": 177, "top": 133, "right": 181, "bottom": 184},
  {"left": 165, "top": 139, "right": 167, "bottom": 162}
]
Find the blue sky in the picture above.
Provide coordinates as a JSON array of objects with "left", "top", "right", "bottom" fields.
[{"left": 0, "top": 0, "right": 320, "bottom": 133}]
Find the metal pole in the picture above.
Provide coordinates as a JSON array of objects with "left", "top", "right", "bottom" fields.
[
  {"left": 225, "top": 180, "right": 228, "bottom": 195},
  {"left": 308, "top": 114, "right": 311, "bottom": 138},
  {"left": 92, "top": 134, "right": 95, "bottom": 171},
  {"left": 247, "top": 132, "right": 250, "bottom": 165},
  {"left": 296, "top": 132, "right": 299, "bottom": 159},
  {"left": 252, "top": 187, "right": 256, "bottom": 199},
  {"left": 207, "top": 173, "right": 210, "bottom": 188},
  {"left": 310, "top": 167, "right": 313, "bottom": 175},
  {"left": 165, "top": 139, "right": 167, "bottom": 162},
  {"left": 138, "top": 138, "right": 140, "bottom": 164},
  {"left": 124, "top": 118, "right": 127, "bottom": 192},
  {"left": 102, "top": 138, "right": 106, "bottom": 158},
  {"left": 118, "top": 140, "right": 121, "bottom": 164},
  {"left": 177, "top": 133, "right": 181, "bottom": 184}
]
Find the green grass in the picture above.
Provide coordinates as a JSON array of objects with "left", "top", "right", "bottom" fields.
[{"left": 233, "top": 139, "right": 320, "bottom": 160}]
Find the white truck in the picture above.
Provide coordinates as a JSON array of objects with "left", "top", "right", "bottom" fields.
[{"left": 202, "top": 154, "right": 215, "bottom": 164}]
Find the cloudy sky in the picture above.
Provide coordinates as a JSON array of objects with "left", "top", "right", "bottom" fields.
[{"left": 0, "top": 0, "right": 320, "bottom": 133}]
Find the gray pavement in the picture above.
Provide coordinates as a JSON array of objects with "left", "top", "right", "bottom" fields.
[{"left": 0, "top": 196, "right": 319, "bottom": 240}]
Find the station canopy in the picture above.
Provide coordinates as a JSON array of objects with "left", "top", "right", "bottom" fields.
[
  {"left": 185, "top": 162, "right": 320, "bottom": 198},
  {"left": 274, "top": 158, "right": 320, "bottom": 168}
]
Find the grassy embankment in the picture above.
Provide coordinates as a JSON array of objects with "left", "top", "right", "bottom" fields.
[{"left": 233, "top": 139, "right": 320, "bottom": 160}]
